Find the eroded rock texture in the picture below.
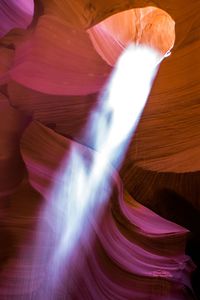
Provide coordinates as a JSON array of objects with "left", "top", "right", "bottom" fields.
[{"left": 0, "top": 0, "right": 199, "bottom": 299}]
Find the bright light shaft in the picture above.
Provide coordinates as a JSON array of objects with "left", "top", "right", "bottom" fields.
[
  {"left": 37, "top": 45, "right": 163, "bottom": 293},
  {"left": 88, "top": 44, "right": 162, "bottom": 168}
]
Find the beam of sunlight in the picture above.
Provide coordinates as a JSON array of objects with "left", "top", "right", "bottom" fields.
[
  {"left": 29, "top": 44, "right": 163, "bottom": 297},
  {"left": 87, "top": 45, "right": 162, "bottom": 166}
]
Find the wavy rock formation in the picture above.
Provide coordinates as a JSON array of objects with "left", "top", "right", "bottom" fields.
[{"left": 0, "top": 0, "right": 199, "bottom": 299}]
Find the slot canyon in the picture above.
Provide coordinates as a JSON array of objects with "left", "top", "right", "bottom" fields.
[{"left": 0, "top": 0, "right": 200, "bottom": 299}]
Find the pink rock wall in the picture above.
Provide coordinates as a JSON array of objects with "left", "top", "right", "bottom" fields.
[{"left": 0, "top": 1, "right": 199, "bottom": 299}]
